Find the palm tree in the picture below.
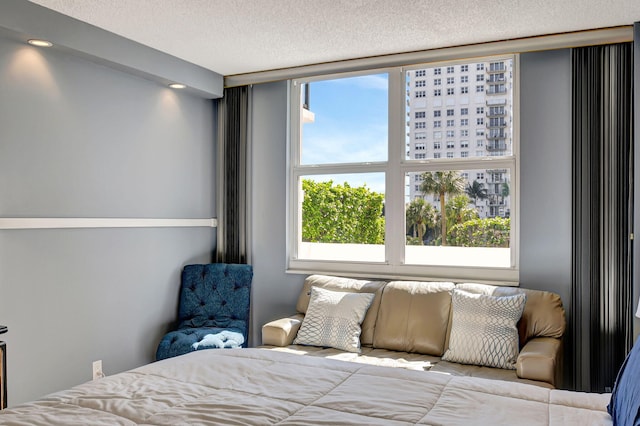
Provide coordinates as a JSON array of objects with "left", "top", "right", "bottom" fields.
[
  {"left": 419, "top": 171, "right": 465, "bottom": 245},
  {"left": 501, "top": 182, "right": 510, "bottom": 198},
  {"left": 465, "top": 180, "right": 488, "bottom": 206},
  {"left": 406, "top": 198, "right": 437, "bottom": 244},
  {"left": 445, "top": 195, "right": 479, "bottom": 233}
]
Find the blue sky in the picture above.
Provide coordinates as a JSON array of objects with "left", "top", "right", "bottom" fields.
[{"left": 301, "top": 73, "right": 389, "bottom": 194}]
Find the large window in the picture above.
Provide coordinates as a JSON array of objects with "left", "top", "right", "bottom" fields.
[{"left": 290, "top": 55, "right": 518, "bottom": 282}]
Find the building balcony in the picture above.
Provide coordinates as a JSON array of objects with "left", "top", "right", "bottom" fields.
[
  {"left": 487, "top": 131, "right": 507, "bottom": 139},
  {"left": 487, "top": 87, "right": 507, "bottom": 95},
  {"left": 487, "top": 175, "right": 507, "bottom": 183},
  {"left": 486, "top": 111, "right": 507, "bottom": 118},
  {"left": 487, "top": 62, "right": 506, "bottom": 73},
  {"left": 486, "top": 98, "right": 507, "bottom": 106},
  {"left": 487, "top": 168, "right": 507, "bottom": 174},
  {"left": 486, "top": 141, "right": 507, "bottom": 151}
]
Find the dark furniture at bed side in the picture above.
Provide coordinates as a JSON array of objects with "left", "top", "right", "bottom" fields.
[
  {"left": 0, "top": 325, "right": 7, "bottom": 410},
  {"left": 155, "top": 264, "right": 253, "bottom": 360}
]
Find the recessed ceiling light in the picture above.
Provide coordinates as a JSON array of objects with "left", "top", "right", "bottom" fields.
[
  {"left": 28, "top": 39, "right": 53, "bottom": 47},
  {"left": 169, "top": 83, "right": 186, "bottom": 89}
]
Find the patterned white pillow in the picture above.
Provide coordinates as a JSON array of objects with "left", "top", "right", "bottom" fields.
[
  {"left": 442, "top": 289, "right": 526, "bottom": 369},
  {"left": 293, "top": 286, "right": 375, "bottom": 353}
]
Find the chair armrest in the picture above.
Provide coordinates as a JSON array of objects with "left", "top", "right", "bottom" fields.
[
  {"left": 262, "top": 314, "right": 304, "bottom": 346},
  {"left": 516, "top": 337, "right": 562, "bottom": 387}
]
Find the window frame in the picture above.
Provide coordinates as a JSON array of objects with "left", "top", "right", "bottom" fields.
[{"left": 288, "top": 55, "right": 519, "bottom": 283}]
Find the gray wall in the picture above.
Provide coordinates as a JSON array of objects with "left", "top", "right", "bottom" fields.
[
  {"left": 249, "top": 82, "right": 305, "bottom": 344},
  {"left": 0, "top": 35, "right": 216, "bottom": 405},
  {"left": 248, "top": 51, "right": 575, "bottom": 372},
  {"left": 519, "top": 50, "right": 572, "bottom": 302}
]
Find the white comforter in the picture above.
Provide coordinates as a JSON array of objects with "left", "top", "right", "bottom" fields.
[{"left": 0, "top": 348, "right": 611, "bottom": 425}]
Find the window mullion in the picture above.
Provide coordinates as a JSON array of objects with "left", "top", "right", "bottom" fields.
[{"left": 385, "top": 68, "right": 405, "bottom": 267}]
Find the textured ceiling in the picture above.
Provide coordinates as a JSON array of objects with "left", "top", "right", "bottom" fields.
[{"left": 28, "top": 0, "right": 640, "bottom": 77}]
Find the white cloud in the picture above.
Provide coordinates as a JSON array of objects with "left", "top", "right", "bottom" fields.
[{"left": 327, "top": 73, "right": 388, "bottom": 91}]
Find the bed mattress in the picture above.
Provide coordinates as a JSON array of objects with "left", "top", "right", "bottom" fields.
[{"left": 0, "top": 348, "right": 611, "bottom": 425}]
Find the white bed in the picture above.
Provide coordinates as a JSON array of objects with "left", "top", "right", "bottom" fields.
[{"left": 0, "top": 348, "right": 612, "bottom": 425}]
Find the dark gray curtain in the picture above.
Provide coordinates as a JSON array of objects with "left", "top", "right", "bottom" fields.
[
  {"left": 216, "top": 86, "right": 251, "bottom": 264},
  {"left": 571, "top": 43, "right": 633, "bottom": 392}
]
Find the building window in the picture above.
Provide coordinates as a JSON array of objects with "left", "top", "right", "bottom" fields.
[
  {"left": 488, "top": 84, "right": 507, "bottom": 94},
  {"left": 477, "top": 139, "right": 484, "bottom": 147},
  {"left": 489, "top": 61, "right": 505, "bottom": 72},
  {"left": 446, "top": 109, "right": 454, "bottom": 116},
  {"left": 476, "top": 74, "right": 485, "bottom": 82},
  {"left": 476, "top": 129, "right": 485, "bottom": 136},
  {"left": 476, "top": 85, "right": 484, "bottom": 93},
  {"left": 434, "top": 78, "right": 441, "bottom": 85},
  {"left": 415, "top": 80, "right": 426, "bottom": 87},
  {"left": 489, "top": 106, "right": 505, "bottom": 116},
  {"left": 476, "top": 107, "right": 485, "bottom": 114},
  {"left": 477, "top": 118, "right": 484, "bottom": 125},
  {"left": 460, "top": 86, "right": 468, "bottom": 94},
  {"left": 477, "top": 63, "right": 485, "bottom": 71},
  {"left": 447, "top": 88, "right": 454, "bottom": 95},
  {"left": 460, "top": 119, "right": 469, "bottom": 126},
  {"left": 291, "top": 56, "right": 517, "bottom": 282},
  {"left": 434, "top": 120, "right": 441, "bottom": 128},
  {"left": 447, "top": 77, "right": 455, "bottom": 84},
  {"left": 489, "top": 73, "right": 506, "bottom": 83},
  {"left": 489, "top": 117, "right": 506, "bottom": 127},
  {"left": 460, "top": 76, "right": 468, "bottom": 83}
]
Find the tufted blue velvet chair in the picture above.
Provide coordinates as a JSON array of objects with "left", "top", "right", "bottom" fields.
[{"left": 155, "top": 263, "right": 253, "bottom": 361}]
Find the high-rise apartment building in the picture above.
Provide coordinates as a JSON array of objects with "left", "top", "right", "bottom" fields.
[{"left": 406, "top": 59, "right": 513, "bottom": 219}]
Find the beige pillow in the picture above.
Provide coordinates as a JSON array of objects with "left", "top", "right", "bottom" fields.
[
  {"left": 442, "top": 289, "right": 526, "bottom": 369},
  {"left": 293, "top": 286, "right": 375, "bottom": 353}
]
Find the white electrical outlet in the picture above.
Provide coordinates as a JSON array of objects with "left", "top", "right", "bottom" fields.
[{"left": 92, "top": 360, "right": 103, "bottom": 381}]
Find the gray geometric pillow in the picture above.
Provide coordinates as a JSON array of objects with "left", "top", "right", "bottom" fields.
[
  {"left": 442, "top": 289, "right": 526, "bottom": 369},
  {"left": 293, "top": 286, "right": 375, "bottom": 353}
]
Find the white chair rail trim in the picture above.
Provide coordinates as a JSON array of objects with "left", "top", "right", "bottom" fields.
[{"left": 0, "top": 218, "right": 217, "bottom": 230}]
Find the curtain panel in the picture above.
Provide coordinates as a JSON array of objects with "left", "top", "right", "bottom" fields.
[
  {"left": 571, "top": 43, "right": 633, "bottom": 392},
  {"left": 216, "top": 86, "right": 252, "bottom": 264}
]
